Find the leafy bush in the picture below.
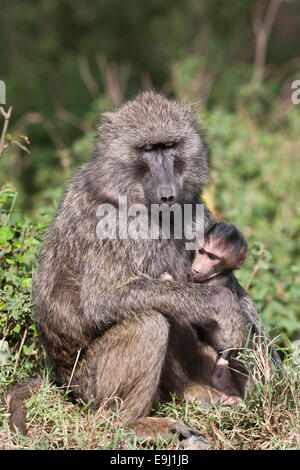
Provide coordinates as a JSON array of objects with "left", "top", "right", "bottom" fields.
[{"left": 0, "top": 184, "right": 47, "bottom": 386}]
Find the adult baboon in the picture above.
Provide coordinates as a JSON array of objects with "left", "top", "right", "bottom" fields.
[{"left": 7, "top": 92, "right": 276, "bottom": 439}]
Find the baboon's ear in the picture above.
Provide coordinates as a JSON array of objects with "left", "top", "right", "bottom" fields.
[
  {"left": 98, "top": 111, "right": 116, "bottom": 131},
  {"left": 180, "top": 102, "right": 203, "bottom": 132},
  {"left": 236, "top": 247, "right": 247, "bottom": 269},
  {"left": 189, "top": 101, "right": 202, "bottom": 116}
]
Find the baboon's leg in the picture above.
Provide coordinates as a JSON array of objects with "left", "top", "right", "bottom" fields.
[
  {"left": 72, "top": 311, "right": 201, "bottom": 440},
  {"left": 73, "top": 311, "right": 169, "bottom": 422}
]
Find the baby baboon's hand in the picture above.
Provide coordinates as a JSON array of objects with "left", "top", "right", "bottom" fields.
[
  {"left": 159, "top": 272, "right": 174, "bottom": 281},
  {"left": 219, "top": 320, "right": 254, "bottom": 361},
  {"left": 200, "top": 286, "right": 251, "bottom": 354},
  {"left": 196, "top": 319, "right": 226, "bottom": 353}
]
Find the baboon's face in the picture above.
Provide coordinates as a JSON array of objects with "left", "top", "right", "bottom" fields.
[
  {"left": 97, "top": 92, "right": 209, "bottom": 206},
  {"left": 135, "top": 141, "right": 184, "bottom": 205}
]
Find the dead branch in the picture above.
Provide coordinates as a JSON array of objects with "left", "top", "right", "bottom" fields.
[
  {"left": 12, "top": 112, "right": 43, "bottom": 135},
  {"left": 56, "top": 108, "right": 90, "bottom": 133},
  {"left": 78, "top": 55, "right": 99, "bottom": 98},
  {"left": 13, "top": 328, "right": 28, "bottom": 375},
  {"left": 95, "top": 54, "right": 127, "bottom": 106},
  {"left": 252, "top": 0, "right": 288, "bottom": 80}
]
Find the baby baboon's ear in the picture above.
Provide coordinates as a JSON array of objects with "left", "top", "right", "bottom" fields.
[{"left": 235, "top": 247, "right": 247, "bottom": 269}]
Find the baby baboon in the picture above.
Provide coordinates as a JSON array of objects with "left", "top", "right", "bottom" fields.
[
  {"left": 6, "top": 92, "right": 278, "bottom": 440},
  {"left": 191, "top": 222, "right": 248, "bottom": 403},
  {"left": 188, "top": 222, "right": 247, "bottom": 287},
  {"left": 162, "top": 221, "right": 281, "bottom": 404},
  {"left": 160, "top": 222, "right": 248, "bottom": 404}
]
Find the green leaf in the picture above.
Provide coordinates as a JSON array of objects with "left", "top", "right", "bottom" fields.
[
  {"left": 22, "top": 278, "right": 32, "bottom": 289},
  {"left": 15, "top": 254, "right": 24, "bottom": 263},
  {"left": 0, "top": 349, "right": 10, "bottom": 365},
  {"left": 13, "top": 324, "right": 21, "bottom": 333},
  {"left": 0, "top": 226, "right": 14, "bottom": 244}
]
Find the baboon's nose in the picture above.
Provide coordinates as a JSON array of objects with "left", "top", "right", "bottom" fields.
[{"left": 158, "top": 185, "right": 176, "bottom": 204}]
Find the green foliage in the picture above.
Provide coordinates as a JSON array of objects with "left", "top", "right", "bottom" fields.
[{"left": 0, "top": 185, "right": 47, "bottom": 385}]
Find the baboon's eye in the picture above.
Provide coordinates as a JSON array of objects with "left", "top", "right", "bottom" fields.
[
  {"left": 198, "top": 248, "right": 204, "bottom": 255},
  {"left": 143, "top": 144, "right": 154, "bottom": 151},
  {"left": 208, "top": 253, "right": 218, "bottom": 261},
  {"left": 164, "top": 142, "right": 177, "bottom": 148}
]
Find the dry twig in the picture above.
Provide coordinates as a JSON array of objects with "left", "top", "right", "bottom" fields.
[
  {"left": 0, "top": 106, "right": 13, "bottom": 159},
  {"left": 13, "top": 328, "right": 28, "bottom": 374},
  {"left": 96, "top": 54, "right": 127, "bottom": 106}
]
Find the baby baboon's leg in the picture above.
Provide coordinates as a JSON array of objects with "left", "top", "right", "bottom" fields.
[
  {"left": 184, "top": 382, "right": 224, "bottom": 404},
  {"left": 184, "top": 382, "right": 241, "bottom": 407},
  {"left": 182, "top": 348, "right": 242, "bottom": 407},
  {"left": 212, "top": 357, "right": 242, "bottom": 398},
  {"left": 158, "top": 325, "right": 242, "bottom": 408}
]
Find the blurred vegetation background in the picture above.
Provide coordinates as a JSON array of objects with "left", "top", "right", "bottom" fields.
[{"left": 0, "top": 0, "right": 300, "bottom": 381}]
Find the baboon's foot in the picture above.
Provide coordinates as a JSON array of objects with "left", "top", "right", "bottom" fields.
[
  {"left": 220, "top": 394, "right": 242, "bottom": 406},
  {"left": 184, "top": 382, "right": 242, "bottom": 408},
  {"left": 184, "top": 382, "right": 223, "bottom": 406},
  {"left": 127, "top": 416, "right": 200, "bottom": 444}
]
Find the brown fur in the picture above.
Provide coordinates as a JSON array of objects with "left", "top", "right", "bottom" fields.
[
  {"left": 1, "top": 378, "right": 43, "bottom": 435},
  {"left": 5, "top": 92, "right": 279, "bottom": 440}
]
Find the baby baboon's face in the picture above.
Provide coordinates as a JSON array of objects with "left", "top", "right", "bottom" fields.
[
  {"left": 190, "top": 237, "right": 228, "bottom": 281},
  {"left": 190, "top": 234, "right": 247, "bottom": 282}
]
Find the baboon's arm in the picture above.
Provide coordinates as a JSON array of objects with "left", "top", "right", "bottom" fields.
[{"left": 81, "top": 261, "right": 249, "bottom": 352}]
